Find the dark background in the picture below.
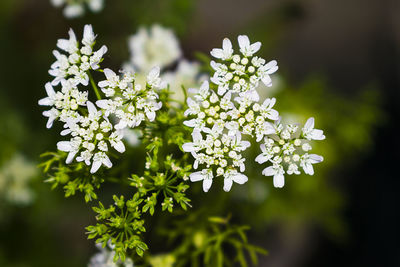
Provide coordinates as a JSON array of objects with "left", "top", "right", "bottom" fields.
[{"left": 0, "top": 0, "right": 399, "bottom": 266}]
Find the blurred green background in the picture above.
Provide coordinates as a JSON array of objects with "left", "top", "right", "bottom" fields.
[{"left": 0, "top": 0, "right": 398, "bottom": 266}]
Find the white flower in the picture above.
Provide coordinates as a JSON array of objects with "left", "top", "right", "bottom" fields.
[
  {"left": 260, "top": 98, "right": 279, "bottom": 121},
  {"left": 189, "top": 169, "right": 214, "bottom": 192},
  {"left": 302, "top": 117, "right": 325, "bottom": 140},
  {"left": 223, "top": 169, "right": 248, "bottom": 192},
  {"left": 300, "top": 153, "right": 324, "bottom": 175},
  {"left": 147, "top": 66, "right": 166, "bottom": 89},
  {"left": 38, "top": 83, "right": 57, "bottom": 107},
  {"left": 238, "top": 35, "right": 261, "bottom": 57},
  {"left": 90, "top": 45, "right": 108, "bottom": 70},
  {"left": 262, "top": 164, "right": 285, "bottom": 188},
  {"left": 255, "top": 144, "right": 273, "bottom": 164},
  {"left": 162, "top": 60, "right": 205, "bottom": 103},
  {"left": 91, "top": 152, "right": 112, "bottom": 173},
  {"left": 258, "top": 60, "right": 278, "bottom": 87},
  {"left": 57, "top": 28, "right": 78, "bottom": 54},
  {"left": 210, "top": 38, "right": 233, "bottom": 60},
  {"left": 82, "top": 24, "right": 96, "bottom": 47},
  {"left": 182, "top": 130, "right": 203, "bottom": 152},
  {"left": 42, "top": 108, "right": 59, "bottom": 128},
  {"left": 57, "top": 138, "right": 81, "bottom": 164}
]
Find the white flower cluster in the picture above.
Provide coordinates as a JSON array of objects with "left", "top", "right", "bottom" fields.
[
  {"left": 49, "top": 24, "right": 107, "bottom": 87},
  {"left": 256, "top": 118, "right": 325, "bottom": 188},
  {"left": 39, "top": 25, "right": 164, "bottom": 173},
  {"left": 50, "top": 0, "right": 104, "bottom": 18},
  {"left": 128, "top": 25, "right": 182, "bottom": 73},
  {"left": 210, "top": 35, "right": 278, "bottom": 98},
  {"left": 0, "top": 154, "right": 37, "bottom": 205},
  {"left": 40, "top": 25, "right": 107, "bottom": 128},
  {"left": 96, "top": 67, "right": 164, "bottom": 130},
  {"left": 183, "top": 35, "right": 325, "bottom": 192},
  {"left": 125, "top": 25, "right": 206, "bottom": 104},
  {"left": 88, "top": 243, "right": 134, "bottom": 267}
]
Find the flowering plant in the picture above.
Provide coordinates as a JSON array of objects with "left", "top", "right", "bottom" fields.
[{"left": 39, "top": 25, "right": 325, "bottom": 266}]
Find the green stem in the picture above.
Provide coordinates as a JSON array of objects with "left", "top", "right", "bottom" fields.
[{"left": 88, "top": 71, "right": 102, "bottom": 100}]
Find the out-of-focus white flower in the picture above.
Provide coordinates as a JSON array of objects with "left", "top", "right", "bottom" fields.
[
  {"left": 88, "top": 243, "right": 134, "bottom": 267},
  {"left": 88, "top": 0, "right": 104, "bottom": 12},
  {"left": 128, "top": 25, "right": 182, "bottom": 72},
  {"left": 63, "top": 4, "right": 84, "bottom": 18},
  {"left": 163, "top": 60, "right": 206, "bottom": 102},
  {"left": 51, "top": 0, "right": 105, "bottom": 19},
  {"left": 0, "top": 154, "right": 37, "bottom": 205}
]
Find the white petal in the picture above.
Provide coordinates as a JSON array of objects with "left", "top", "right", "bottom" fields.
[
  {"left": 203, "top": 178, "right": 213, "bottom": 192},
  {"left": 146, "top": 111, "right": 156, "bottom": 121},
  {"left": 311, "top": 129, "right": 325, "bottom": 140},
  {"left": 103, "top": 156, "right": 113, "bottom": 168},
  {"left": 38, "top": 98, "right": 52, "bottom": 106},
  {"left": 305, "top": 117, "right": 315, "bottom": 130},
  {"left": 46, "top": 117, "right": 55, "bottom": 129},
  {"left": 189, "top": 171, "right": 204, "bottom": 182},
  {"left": 222, "top": 38, "right": 232, "bottom": 51},
  {"left": 66, "top": 151, "right": 77, "bottom": 164},
  {"left": 90, "top": 161, "right": 102, "bottom": 173},
  {"left": 262, "top": 76, "right": 272, "bottom": 86},
  {"left": 233, "top": 174, "right": 248, "bottom": 184},
  {"left": 262, "top": 166, "right": 275, "bottom": 176},
  {"left": 303, "top": 163, "right": 314, "bottom": 175},
  {"left": 45, "top": 83, "right": 55, "bottom": 97},
  {"left": 273, "top": 174, "right": 285, "bottom": 188},
  {"left": 223, "top": 178, "right": 233, "bottom": 192},
  {"left": 103, "top": 68, "right": 116, "bottom": 80},
  {"left": 250, "top": 42, "right": 261, "bottom": 53},
  {"left": 96, "top": 100, "right": 109, "bottom": 109},
  {"left": 309, "top": 154, "right": 324, "bottom": 163},
  {"left": 86, "top": 101, "right": 97, "bottom": 115},
  {"left": 114, "top": 141, "right": 126, "bottom": 153},
  {"left": 183, "top": 119, "right": 196, "bottom": 127},
  {"left": 182, "top": 143, "right": 195, "bottom": 152},
  {"left": 57, "top": 141, "right": 72, "bottom": 152},
  {"left": 238, "top": 35, "right": 250, "bottom": 50},
  {"left": 255, "top": 154, "right": 268, "bottom": 164},
  {"left": 148, "top": 66, "right": 160, "bottom": 79},
  {"left": 210, "top": 48, "right": 224, "bottom": 59}
]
